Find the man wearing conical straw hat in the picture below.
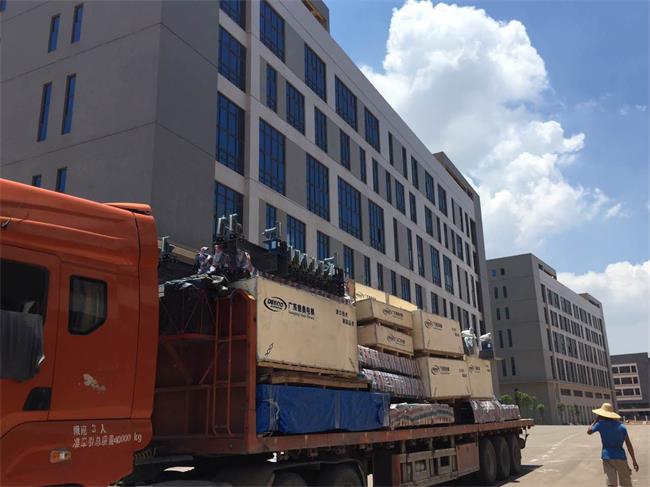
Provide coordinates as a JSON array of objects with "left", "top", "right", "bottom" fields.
[{"left": 587, "top": 402, "right": 639, "bottom": 486}]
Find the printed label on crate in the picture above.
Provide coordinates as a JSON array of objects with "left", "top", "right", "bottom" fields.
[{"left": 382, "top": 307, "right": 406, "bottom": 320}]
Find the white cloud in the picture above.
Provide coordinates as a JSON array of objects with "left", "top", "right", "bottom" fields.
[
  {"left": 635, "top": 104, "right": 647, "bottom": 113},
  {"left": 558, "top": 262, "right": 650, "bottom": 354},
  {"left": 361, "top": 1, "right": 619, "bottom": 255},
  {"left": 619, "top": 105, "right": 630, "bottom": 116}
]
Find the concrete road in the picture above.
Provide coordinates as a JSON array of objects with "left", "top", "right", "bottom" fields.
[{"left": 499, "top": 424, "right": 649, "bottom": 486}]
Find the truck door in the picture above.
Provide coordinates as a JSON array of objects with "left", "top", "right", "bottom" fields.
[
  {"left": 0, "top": 246, "right": 60, "bottom": 437},
  {"left": 48, "top": 263, "right": 140, "bottom": 420}
]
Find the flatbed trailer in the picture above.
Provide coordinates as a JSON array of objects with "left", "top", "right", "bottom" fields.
[{"left": 0, "top": 180, "right": 533, "bottom": 486}]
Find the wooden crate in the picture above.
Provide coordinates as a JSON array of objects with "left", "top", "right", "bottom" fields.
[
  {"left": 387, "top": 294, "right": 418, "bottom": 312},
  {"left": 465, "top": 355, "right": 494, "bottom": 399},
  {"left": 353, "top": 282, "right": 389, "bottom": 303},
  {"left": 411, "top": 311, "right": 463, "bottom": 358},
  {"left": 416, "top": 356, "right": 471, "bottom": 400},
  {"left": 357, "top": 323, "right": 414, "bottom": 356},
  {"left": 355, "top": 299, "right": 413, "bottom": 331},
  {"left": 232, "top": 277, "right": 358, "bottom": 376}
]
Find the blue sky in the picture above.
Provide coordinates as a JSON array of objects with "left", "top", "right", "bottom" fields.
[{"left": 326, "top": 1, "right": 648, "bottom": 353}]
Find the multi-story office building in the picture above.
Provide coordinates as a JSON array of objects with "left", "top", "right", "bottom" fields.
[
  {"left": 1, "top": 1, "right": 493, "bottom": 335},
  {"left": 611, "top": 353, "right": 650, "bottom": 420},
  {"left": 487, "top": 254, "right": 615, "bottom": 424}
]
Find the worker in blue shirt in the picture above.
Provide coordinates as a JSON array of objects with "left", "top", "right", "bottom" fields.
[{"left": 587, "top": 402, "right": 639, "bottom": 487}]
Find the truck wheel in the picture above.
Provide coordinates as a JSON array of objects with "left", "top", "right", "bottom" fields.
[
  {"left": 506, "top": 433, "right": 522, "bottom": 474},
  {"left": 273, "top": 472, "right": 307, "bottom": 486},
  {"left": 478, "top": 437, "right": 497, "bottom": 485},
  {"left": 490, "top": 435, "right": 511, "bottom": 480},
  {"left": 317, "top": 464, "right": 362, "bottom": 486}
]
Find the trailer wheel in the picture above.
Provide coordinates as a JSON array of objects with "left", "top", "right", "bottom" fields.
[
  {"left": 273, "top": 472, "right": 308, "bottom": 486},
  {"left": 506, "top": 433, "right": 522, "bottom": 475},
  {"left": 478, "top": 437, "right": 497, "bottom": 485},
  {"left": 490, "top": 435, "right": 511, "bottom": 480},
  {"left": 317, "top": 464, "right": 362, "bottom": 486}
]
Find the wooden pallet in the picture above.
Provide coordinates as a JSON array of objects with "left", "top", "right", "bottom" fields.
[
  {"left": 357, "top": 318, "right": 413, "bottom": 334},
  {"left": 414, "top": 350, "right": 464, "bottom": 360},
  {"left": 371, "top": 346, "right": 414, "bottom": 358},
  {"left": 257, "top": 360, "right": 359, "bottom": 379},
  {"left": 258, "top": 370, "right": 369, "bottom": 390}
]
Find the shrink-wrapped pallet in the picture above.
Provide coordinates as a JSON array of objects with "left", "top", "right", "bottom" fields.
[
  {"left": 500, "top": 404, "right": 521, "bottom": 421},
  {"left": 389, "top": 403, "right": 455, "bottom": 429},
  {"left": 362, "top": 369, "right": 426, "bottom": 399},
  {"left": 357, "top": 346, "right": 419, "bottom": 377}
]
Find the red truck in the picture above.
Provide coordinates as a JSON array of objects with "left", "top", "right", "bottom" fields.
[{"left": 0, "top": 179, "right": 533, "bottom": 486}]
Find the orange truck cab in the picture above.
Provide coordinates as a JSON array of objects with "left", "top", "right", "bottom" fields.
[{"left": 0, "top": 179, "right": 159, "bottom": 486}]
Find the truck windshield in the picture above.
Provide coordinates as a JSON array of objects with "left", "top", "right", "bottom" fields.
[{"left": 0, "top": 259, "right": 48, "bottom": 381}]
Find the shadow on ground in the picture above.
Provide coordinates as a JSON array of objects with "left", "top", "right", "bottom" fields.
[{"left": 443, "top": 464, "right": 542, "bottom": 486}]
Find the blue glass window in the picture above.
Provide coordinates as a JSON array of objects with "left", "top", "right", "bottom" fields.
[
  {"left": 317, "top": 231, "right": 330, "bottom": 260},
  {"left": 306, "top": 154, "right": 329, "bottom": 220},
  {"left": 416, "top": 235, "right": 425, "bottom": 277},
  {"left": 401, "top": 276, "right": 411, "bottom": 302},
  {"left": 425, "top": 207, "right": 433, "bottom": 236},
  {"left": 55, "top": 167, "right": 67, "bottom": 193},
  {"left": 71, "top": 4, "right": 83, "bottom": 43},
  {"left": 388, "top": 132, "right": 394, "bottom": 166},
  {"left": 286, "top": 81, "right": 305, "bottom": 133},
  {"left": 456, "top": 234, "right": 464, "bottom": 261},
  {"left": 443, "top": 255, "right": 454, "bottom": 293},
  {"left": 385, "top": 172, "right": 392, "bottom": 204},
  {"left": 390, "top": 270, "right": 397, "bottom": 296},
  {"left": 402, "top": 146, "right": 407, "bottom": 177},
  {"left": 340, "top": 130, "right": 350, "bottom": 169},
  {"left": 304, "top": 44, "right": 326, "bottom": 101},
  {"left": 393, "top": 217, "right": 399, "bottom": 261},
  {"left": 368, "top": 200, "right": 385, "bottom": 253},
  {"left": 431, "top": 292, "right": 439, "bottom": 315},
  {"left": 32, "top": 175, "right": 42, "bottom": 187},
  {"left": 214, "top": 181, "right": 243, "bottom": 231},
  {"left": 343, "top": 246, "right": 354, "bottom": 279},
  {"left": 220, "top": 0, "right": 245, "bottom": 28},
  {"left": 363, "top": 256, "right": 371, "bottom": 286},
  {"left": 266, "top": 64, "right": 277, "bottom": 111},
  {"left": 377, "top": 263, "right": 384, "bottom": 290},
  {"left": 431, "top": 246, "right": 441, "bottom": 286},
  {"left": 61, "top": 74, "right": 76, "bottom": 134},
  {"left": 395, "top": 180, "right": 405, "bottom": 214},
  {"left": 411, "top": 157, "right": 419, "bottom": 189},
  {"left": 359, "top": 149, "right": 367, "bottom": 183},
  {"left": 265, "top": 204, "right": 277, "bottom": 230},
  {"left": 216, "top": 93, "right": 245, "bottom": 174},
  {"left": 259, "top": 119, "right": 285, "bottom": 194},
  {"left": 335, "top": 76, "right": 357, "bottom": 130},
  {"left": 436, "top": 216, "right": 442, "bottom": 243},
  {"left": 286, "top": 215, "right": 305, "bottom": 251},
  {"left": 37, "top": 82, "right": 52, "bottom": 142},
  {"left": 364, "top": 108, "right": 380, "bottom": 152},
  {"left": 314, "top": 108, "right": 327, "bottom": 151},
  {"left": 219, "top": 27, "right": 246, "bottom": 90},
  {"left": 372, "top": 158, "right": 379, "bottom": 193},
  {"left": 0, "top": 0, "right": 6, "bottom": 12},
  {"left": 425, "top": 172, "right": 435, "bottom": 204},
  {"left": 407, "top": 228, "right": 413, "bottom": 270},
  {"left": 338, "top": 177, "right": 361, "bottom": 240},
  {"left": 415, "top": 284, "right": 423, "bottom": 310},
  {"left": 438, "top": 184, "right": 448, "bottom": 216},
  {"left": 260, "top": 0, "right": 284, "bottom": 61},
  {"left": 48, "top": 15, "right": 60, "bottom": 52},
  {"left": 409, "top": 192, "right": 417, "bottom": 223}
]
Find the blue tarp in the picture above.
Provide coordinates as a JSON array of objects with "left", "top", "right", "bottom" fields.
[{"left": 256, "top": 384, "right": 390, "bottom": 434}]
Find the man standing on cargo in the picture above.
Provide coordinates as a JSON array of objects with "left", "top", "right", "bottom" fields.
[{"left": 587, "top": 402, "right": 639, "bottom": 487}]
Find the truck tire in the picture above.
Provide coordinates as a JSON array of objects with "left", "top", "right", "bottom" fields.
[
  {"left": 506, "top": 433, "right": 522, "bottom": 475},
  {"left": 478, "top": 437, "right": 497, "bottom": 485},
  {"left": 490, "top": 435, "right": 511, "bottom": 480},
  {"left": 317, "top": 464, "right": 362, "bottom": 486},
  {"left": 273, "top": 472, "right": 307, "bottom": 486}
]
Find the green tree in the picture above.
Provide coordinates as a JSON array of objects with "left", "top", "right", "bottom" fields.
[
  {"left": 500, "top": 394, "right": 514, "bottom": 405},
  {"left": 515, "top": 391, "right": 533, "bottom": 417},
  {"left": 557, "top": 403, "right": 566, "bottom": 424},
  {"left": 536, "top": 403, "right": 545, "bottom": 424}
]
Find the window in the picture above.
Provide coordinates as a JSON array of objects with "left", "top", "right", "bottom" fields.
[
  {"left": 317, "top": 231, "right": 330, "bottom": 260},
  {"left": 436, "top": 216, "right": 441, "bottom": 243},
  {"left": 55, "top": 167, "right": 67, "bottom": 193},
  {"left": 431, "top": 247, "right": 441, "bottom": 286},
  {"left": 425, "top": 172, "right": 434, "bottom": 204},
  {"left": 285, "top": 82, "right": 305, "bottom": 133},
  {"left": 287, "top": 215, "right": 306, "bottom": 251},
  {"left": 221, "top": 0, "right": 246, "bottom": 27},
  {"left": 455, "top": 235, "right": 463, "bottom": 260},
  {"left": 501, "top": 359, "right": 507, "bottom": 377},
  {"left": 216, "top": 93, "right": 245, "bottom": 174},
  {"left": 338, "top": 177, "right": 362, "bottom": 239},
  {"left": 266, "top": 64, "right": 277, "bottom": 111},
  {"left": 363, "top": 256, "right": 371, "bottom": 286},
  {"left": 343, "top": 246, "right": 354, "bottom": 279},
  {"left": 494, "top": 286, "right": 499, "bottom": 299},
  {"left": 496, "top": 308, "right": 501, "bottom": 320},
  {"left": 48, "top": 15, "right": 60, "bottom": 52},
  {"left": 69, "top": 277, "right": 107, "bottom": 335},
  {"left": 31, "top": 175, "right": 42, "bottom": 187},
  {"left": 314, "top": 108, "right": 328, "bottom": 151},
  {"left": 415, "top": 284, "right": 423, "bottom": 310},
  {"left": 511, "top": 357, "right": 517, "bottom": 376},
  {"left": 416, "top": 236, "right": 425, "bottom": 276},
  {"left": 498, "top": 330, "right": 504, "bottom": 348},
  {"left": 503, "top": 286, "right": 508, "bottom": 298},
  {"left": 505, "top": 307, "right": 510, "bottom": 319},
  {"left": 385, "top": 172, "right": 392, "bottom": 204},
  {"left": 507, "top": 329, "right": 513, "bottom": 347},
  {"left": 425, "top": 207, "right": 433, "bottom": 236},
  {"left": 368, "top": 200, "right": 385, "bottom": 253},
  {"left": 260, "top": 0, "right": 284, "bottom": 61},
  {"left": 409, "top": 192, "right": 417, "bottom": 223},
  {"left": 0, "top": 0, "right": 6, "bottom": 12},
  {"left": 71, "top": 4, "right": 83, "bottom": 43},
  {"left": 407, "top": 228, "right": 414, "bottom": 270},
  {"left": 390, "top": 270, "right": 397, "bottom": 296},
  {"left": 1, "top": 258, "right": 49, "bottom": 323},
  {"left": 393, "top": 218, "right": 399, "bottom": 261},
  {"left": 360, "top": 150, "right": 367, "bottom": 183},
  {"left": 500, "top": 268, "right": 505, "bottom": 275},
  {"left": 401, "top": 276, "right": 411, "bottom": 302},
  {"left": 431, "top": 292, "right": 439, "bottom": 314},
  {"left": 259, "top": 119, "right": 285, "bottom": 194},
  {"left": 377, "top": 263, "right": 384, "bottom": 290},
  {"left": 402, "top": 146, "right": 407, "bottom": 177},
  {"left": 214, "top": 181, "right": 243, "bottom": 229},
  {"left": 335, "top": 76, "right": 357, "bottom": 130},
  {"left": 411, "top": 157, "right": 419, "bottom": 189},
  {"left": 388, "top": 132, "right": 394, "bottom": 165},
  {"left": 395, "top": 181, "right": 405, "bottom": 213},
  {"left": 437, "top": 184, "right": 448, "bottom": 216},
  {"left": 443, "top": 256, "right": 453, "bottom": 293},
  {"left": 265, "top": 204, "right": 277, "bottom": 230},
  {"left": 306, "top": 155, "right": 329, "bottom": 220},
  {"left": 219, "top": 27, "right": 246, "bottom": 90},
  {"left": 364, "top": 108, "right": 380, "bottom": 152},
  {"left": 372, "top": 158, "right": 379, "bottom": 192},
  {"left": 340, "top": 130, "right": 350, "bottom": 169},
  {"left": 304, "top": 44, "right": 326, "bottom": 101},
  {"left": 37, "top": 82, "right": 52, "bottom": 142}
]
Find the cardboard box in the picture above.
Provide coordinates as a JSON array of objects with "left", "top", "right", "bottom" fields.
[
  {"left": 387, "top": 294, "right": 418, "bottom": 312},
  {"left": 232, "top": 277, "right": 358, "bottom": 375},
  {"left": 355, "top": 299, "right": 413, "bottom": 331},
  {"left": 357, "top": 323, "right": 414, "bottom": 355},
  {"left": 465, "top": 355, "right": 494, "bottom": 399},
  {"left": 416, "top": 357, "right": 471, "bottom": 400},
  {"left": 411, "top": 311, "right": 463, "bottom": 357},
  {"left": 353, "top": 282, "right": 389, "bottom": 304}
]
